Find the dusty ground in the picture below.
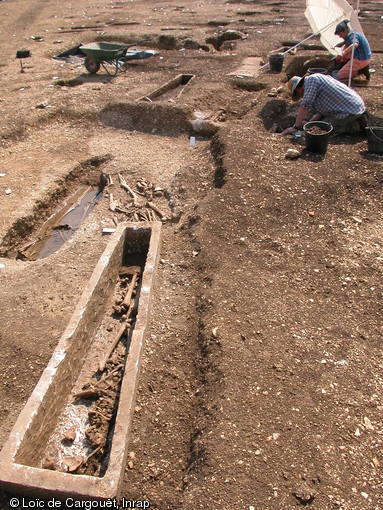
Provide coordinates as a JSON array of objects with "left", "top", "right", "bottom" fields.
[{"left": 0, "top": 0, "right": 383, "bottom": 508}]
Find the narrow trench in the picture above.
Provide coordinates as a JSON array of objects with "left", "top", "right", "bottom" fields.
[
  {"left": 19, "top": 186, "right": 102, "bottom": 261},
  {"left": 180, "top": 299, "right": 225, "bottom": 498},
  {"left": 140, "top": 74, "right": 194, "bottom": 102},
  {"left": 179, "top": 133, "right": 231, "bottom": 491},
  {"left": 0, "top": 156, "right": 109, "bottom": 259},
  {"left": 180, "top": 229, "right": 225, "bottom": 494},
  {"left": 211, "top": 133, "right": 227, "bottom": 189}
]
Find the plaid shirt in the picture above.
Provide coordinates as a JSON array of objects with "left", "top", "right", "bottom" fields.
[
  {"left": 345, "top": 30, "right": 372, "bottom": 61},
  {"left": 301, "top": 74, "right": 366, "bottom": 119}
]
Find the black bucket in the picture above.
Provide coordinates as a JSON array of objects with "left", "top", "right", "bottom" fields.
[
  {"left": 365, "top": 127, "right": 383, "bottom": 154},
  {"left": 268, "top": 53, "right": 284, "bottom": 73},
  {"left": 16, "top": 49, "right": 31, "bottom": 59},
  {"left": 303, "top": 121, "right": 333, "bottom": 153},
  {"left": 307, "top": 68, "right": 328, "bottom": 75}
]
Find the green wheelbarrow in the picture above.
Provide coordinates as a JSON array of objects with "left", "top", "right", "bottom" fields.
[{"left": 80, "top": 39, "right": 151, "bottom": 75}]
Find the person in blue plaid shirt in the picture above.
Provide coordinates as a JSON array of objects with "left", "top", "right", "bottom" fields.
[
  {"left": 281, "top": 73, "right": 368, "bottom": 136},
  {"left": 333, "top": 20, "right": 371, "bottom": 82}
]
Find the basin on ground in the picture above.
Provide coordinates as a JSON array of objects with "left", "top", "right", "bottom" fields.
[{"left": 0, "top": 222, "right": 162, "bottom": 500}]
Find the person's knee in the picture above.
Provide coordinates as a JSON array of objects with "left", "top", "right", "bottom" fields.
[
  {"left": 337, "top": 67, "right": 350, "bottom": 79},
  {"left": 332, "top": 70, "right": 348, "bottom": 83},
  {"left": 332, "top": 124, "right": 349, "bottom": 135}
]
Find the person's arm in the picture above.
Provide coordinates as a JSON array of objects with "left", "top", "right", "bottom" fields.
[
  {"left": 294, "top": 106, "right": 309, "bottom": 128},
  {"left": 342, "top": 41, "right": 359, "bottom": 58},
  {"left": 342, "top": 33, "right": 359, "bottom": 58},
  {"left": 280, "top": 105, "right": 310, "bottom": 136}
]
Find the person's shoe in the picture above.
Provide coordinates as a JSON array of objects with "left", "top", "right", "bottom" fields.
[{"left": 357, "top": 113, "right": 368, "bottom": 132}]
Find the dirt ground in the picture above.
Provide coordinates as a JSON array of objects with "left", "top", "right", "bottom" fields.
[{"left": 0, "top": 0, "right": 383, "bottom": 508}]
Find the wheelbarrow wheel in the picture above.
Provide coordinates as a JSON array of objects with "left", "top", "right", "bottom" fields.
[{"left": 84, "top": 56, "right": 100, "bottom": 74}]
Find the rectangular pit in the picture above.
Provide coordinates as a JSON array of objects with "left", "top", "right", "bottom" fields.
[
  {"left": 139, "top": 73, "right": 194, "bottom": 102},
  {"left": 0, "top": 222, "right": 162, "bottom": 500}
]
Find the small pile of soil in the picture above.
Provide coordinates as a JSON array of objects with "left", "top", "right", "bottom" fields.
[{"left": 305, "top": 125, "right": 329, "bottom": 134}]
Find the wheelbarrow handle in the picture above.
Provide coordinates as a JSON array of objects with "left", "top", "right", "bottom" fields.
[{"left": 126, "top": 38, "right": 151, "bottom": 49}]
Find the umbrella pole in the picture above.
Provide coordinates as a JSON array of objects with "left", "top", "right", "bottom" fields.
[{"left": 348, "top": 0, "right": 360, "bottom": 87}]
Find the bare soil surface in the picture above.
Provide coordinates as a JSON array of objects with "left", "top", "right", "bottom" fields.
[{"left": 0, "top": 0, "right": 383, "bottom": 509}]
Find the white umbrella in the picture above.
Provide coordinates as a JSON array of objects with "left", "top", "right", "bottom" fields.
[
  {"left": 305, "top": 0, "right": 363, "bottom": 56},
  {"left": 260, "top": 0, "right": 362, "bottom": 78}
]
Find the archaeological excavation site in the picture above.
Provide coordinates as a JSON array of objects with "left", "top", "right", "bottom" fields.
[{"left": 0, "top": 0, "right": 382, "bottom": 509}]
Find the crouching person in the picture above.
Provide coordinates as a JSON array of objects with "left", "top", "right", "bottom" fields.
[
  {"left": 333, "top": 20, "right": 371, "bottom": 82},
  {"left": 281, "top": 73, "right": 368, "bottom": 136}
]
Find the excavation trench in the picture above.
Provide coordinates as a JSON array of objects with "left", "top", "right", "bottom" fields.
[
  {"left": 99, "top": 102, "right": 192, "bottom": 136},
  {"left": 0, "top": 223, "right": 162, "bottom": 500},
  {"left": 139, "top": 74, "right": 195, "bottom": 102},
  {"left": 258, "top": 98, "right": 304, "bottom": 133},
  {"left": 19, "top": 186, "right": 102, "bottom": 261},
  {"left": 0, "top": 156, "right": 109, "bottom": 259}
]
